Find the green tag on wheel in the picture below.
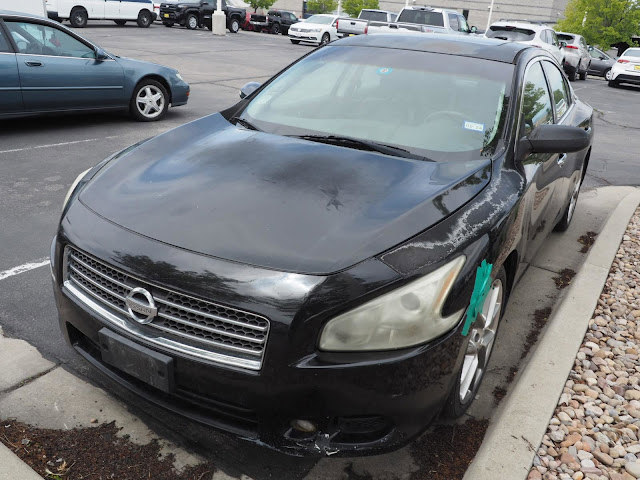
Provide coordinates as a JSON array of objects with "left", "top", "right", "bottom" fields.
[{"left": 462, "top": 260, "right": 493, "bottom": 336}]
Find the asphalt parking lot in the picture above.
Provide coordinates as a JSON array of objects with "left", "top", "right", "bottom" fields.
[{"left": 1, "top": 23, "right": 639, "bottom": 479}]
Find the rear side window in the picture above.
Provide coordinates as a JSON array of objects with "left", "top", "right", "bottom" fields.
[
  {"left": 0, "top": 27, "right": 11, "bottom": 52},
  {"left": 623, "top": 49, "right": 640, "bottom": 57},
  {"left": 397, "top": 10, "right": 444, "bottom": 27},
  {"left": 542, "top": 61, "right": 570, "bottom": 119},
  {"left": 521, "top": 62, "right": 553, "bottom": 136},
  {"left": 487, "top": 26, "right": 535, "bottom": 41}
]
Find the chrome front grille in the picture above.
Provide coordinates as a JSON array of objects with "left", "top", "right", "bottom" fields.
[{"left": 63, "top": 246, "right": 269, "bottom": 370}]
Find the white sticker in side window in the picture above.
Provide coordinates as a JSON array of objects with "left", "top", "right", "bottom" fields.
[{"left": 463, "top": 121, "right": 484, "bottom": 132}]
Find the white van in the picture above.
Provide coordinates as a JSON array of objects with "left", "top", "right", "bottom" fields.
[
  {"left": 0, "top": 0, "right": 47, "bottom": 16},
  {"left": 46, "top": 0, "right": 156, "bottom": 28}
]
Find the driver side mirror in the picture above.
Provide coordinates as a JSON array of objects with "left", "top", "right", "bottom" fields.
[
  {"left": 95, "top": 47, "right": 110, "bottom": 61},
  {"left": 520, "top": 124, "right": 590, "bottom": 155},
  {"left": 239, "top": 81, "right": 261, "bottom": 99},
  {"left": 470, "top": 25, "right": 477, "bottom": 34}
]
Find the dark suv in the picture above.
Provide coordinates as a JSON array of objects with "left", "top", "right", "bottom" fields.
[
  {"left": 250, "top": 10, "right": 298, "bottom": 35},
  {"left": 160, "top": 0, "right": 245, "bottom": 33}
]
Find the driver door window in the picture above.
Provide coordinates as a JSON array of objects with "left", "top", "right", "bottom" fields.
[
  {"left": 5, "top": 21, "right": 95, "bottom": 58},
  {"left": 520, "top": 62, "right": 553, "bottom": 137}
]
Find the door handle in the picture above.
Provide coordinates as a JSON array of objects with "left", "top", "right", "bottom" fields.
[
  {"left": 557, "top": 153, "right": 567, "bottom": 167},
  {"left": 25, "top": 61, "right": 43, "bottom": 67}
]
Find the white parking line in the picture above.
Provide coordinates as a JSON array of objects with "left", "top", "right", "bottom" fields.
[
  {"left": 0, "top": 259, "right": 50, "bottom": 281},
  {"left": 0, "top": 136, "right": 120, "bottom": 155}
]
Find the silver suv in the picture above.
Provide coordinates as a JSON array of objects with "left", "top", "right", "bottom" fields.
[
  {"left": 485, "top": 21, "right": 563, "bottom": 65},
  {"left": 557, "top": 32, "right": 591, "bottom": 81}
]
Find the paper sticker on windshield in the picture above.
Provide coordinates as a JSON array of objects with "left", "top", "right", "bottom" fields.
[
  {"left": 377, "top": 67, "right": 393, "bottom": 75},
  {"left": 463, "top": 121, "right": 485, "bottom": 133}
]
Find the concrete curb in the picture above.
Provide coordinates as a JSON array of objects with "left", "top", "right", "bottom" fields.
[
  {"left": 463, "top": 187, "right": 640, "bottom": 480},
  {"left": 0, "top": 443, "right": 42, "bottom": 480}
]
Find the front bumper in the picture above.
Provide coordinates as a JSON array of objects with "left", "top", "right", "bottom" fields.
[
  {"left": 288, "top": 31, "right": 321, "bottom": 42},
  {"left": 50, "top": 201, "right": 471, "bottom": 456}
]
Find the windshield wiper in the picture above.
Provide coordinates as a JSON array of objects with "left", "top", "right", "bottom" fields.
[
  {"left": 232, "top": 117, "right": 261, "bottom": 131},
  {"left": 289, "top": 134, "right": 431, "bottom": 161}
]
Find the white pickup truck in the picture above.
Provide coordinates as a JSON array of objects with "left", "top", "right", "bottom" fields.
[{"left": 337, "top": 6, "right": 476, "bottom": 36}]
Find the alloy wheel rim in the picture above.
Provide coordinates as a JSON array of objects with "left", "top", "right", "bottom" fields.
[
  {"left": 605, "top": 70, "right": 612, "bottom": 80},
  {"left": 136, "top": 86, "right": 165, "bottom": 119},
  {"left": 459, "top": 278, "right": 503, "bottom": 403},
  {"left": 321, "top": 34, "right": 329, "bottom": 45},
  {"left": 75, "top": 13, "right": 84, "bottom": 24},
  {"left": 567, "top": 179, "right": 581, "bottom": 223},
  {"left": 188, "top": 17, "right": 197, "bottom": 28}
]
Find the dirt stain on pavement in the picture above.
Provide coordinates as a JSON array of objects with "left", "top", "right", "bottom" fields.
[
  {"left": 0, "top": 419, "right": 215, "bottom": 480},
  {"left": 409, "top": 418, "right": 488, "bottom": 480},
  {"left": 577, "top": 231, "right": 597, "bottom": 253},
  {"left": 553, "top": 268, "right": 576, "bottom": 290},
  {"left": 520, "top": 307, "right": 553, "bottom": 360}
]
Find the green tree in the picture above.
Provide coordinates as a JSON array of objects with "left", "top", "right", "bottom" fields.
[
  {"left": 342, "top": 0, "right": 379, "bottom": 18},
  {"left": 556, "top": 0, "right": 640, "bottom": 50},
  {"left": 306, "top": 0, "right": 338, "bottom": 14},
  {"left": 247, "top": 0, "right": 276, "bottom": 13}
]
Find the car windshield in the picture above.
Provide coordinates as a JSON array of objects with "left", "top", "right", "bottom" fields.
[
  {"left": 623, "top": 48, "right": 640, "bottom": 58},
  {"left": 486, "top": 26, "right": 535, "bottom": 41},
  {"left": 396, "top": 10, "right": 444, "bottom": 26},
  {"left": 359, "top": 10, "right": 388, "bottom": 21},
  {"left": 304, "top": 15, "right": 333, "bottom": 24},
  {"left": 240, "top": 46, "right": 512, "bottom": 160}
]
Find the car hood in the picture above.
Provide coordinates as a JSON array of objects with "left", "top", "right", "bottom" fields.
[
  {"left": 114, "top": 55, "right": 175, "bottom": 73},
  {"left": 79, "top": 113, "right": 491, "bottom": 274}
]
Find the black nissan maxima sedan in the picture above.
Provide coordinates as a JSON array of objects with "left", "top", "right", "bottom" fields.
[{"left": 51, "top": 34, "right": 593, "bottom": 456}]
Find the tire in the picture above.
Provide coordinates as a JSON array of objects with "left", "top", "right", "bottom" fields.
[
  {"left": 130, "top": 79, "right": 169, "bottom": 122},
  {"left": 579, "top": 63, "right": 587, "bottom": 80},
  {"left": 608, "top": 79, "right": 618, "bottom": 87},
  {"left": 290, "top": 39, "right": 300, "bottom": 44},
  {"left": 270, "top": 22, "right": 280, "bottom": 34},
  {"left": 229, "top": 17, "right": 240, "bottom": 33},
  {"left": 443, "top": 266, "right": 508, "bottom": 418},
  {"left": 320, "top": 32, "right": 330, "bottom": 45},
  {"left": 604, "top": 68, "right": 612, "bottom": 81},
  {"left": 69, "top": 7, "right": 88, "bottom": 28},
  {"left": 186, "top": 13, "right": 198, "bottom": 29},
  {"left": 137, "top": 10, "right": 153, "bottom": 28},
  {"left": 114, "top": 20, "right": 126, "bottom": 26},
  {"left": 163, "top": 21, "right": 174, "bottom": 27},
  {"left": 567, "top": 66, "right": 577, "bottom": 81},
  {"left": 554, "top": 168, "right": 584, "bottom": 232}
]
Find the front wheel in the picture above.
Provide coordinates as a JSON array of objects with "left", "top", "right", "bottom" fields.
[
  {"left": 114, "top": 20, "right": 126, "bottom": 26},
  {"left": 130, "top": 80, "right": 169, "bottom": 122},
  {"left": 186, "top": 13, "right": 198, "bottom": 29},
  {"left": 137, "top": 10, "right": 153, "bottom": 28},
  {"left": 320, "top": 32, "right": 330, "bottom": 45},
  {"left": 290, "top": 39, "right": 300, "bottom": 44},
  {"left": 69, "top": 7, "right": 88, "bottom": 28},
  {"left": 229, "top": 18, "right": 240, "bottom": 33},
  {"left": 443, "top": 266, "right": 507, "bottom": 418}
]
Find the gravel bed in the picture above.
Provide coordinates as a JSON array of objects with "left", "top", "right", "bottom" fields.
[{"left": 528, "top": 208, "right": 640, "bottom": 480}]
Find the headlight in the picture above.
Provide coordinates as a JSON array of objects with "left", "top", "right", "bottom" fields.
[
  {"left": 319, "top": 256, "right": 466, "bottom": 351},
  {"left": 62, "top": 168, "right": 91, "bottom": 211},
  {"left": 175, "top": 72, "right": 184, "bottom": 81}
]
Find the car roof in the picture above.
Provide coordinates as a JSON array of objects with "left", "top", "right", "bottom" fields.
[
  {"left": 489, "top": 21, "right": 550, "bottom": 32},
  {"left": 335, "top": 33, "right": 531, "bottom": 63},
  {"left": 401, "top": 6, "right": 458, "bottom": 13},
  {"left": 0, "top": 10, "right": 48, "bottom": 19}
]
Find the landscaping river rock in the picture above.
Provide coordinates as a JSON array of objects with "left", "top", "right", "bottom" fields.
[{"left": 528, "top": 208, "right": 640, "bottom": 480}]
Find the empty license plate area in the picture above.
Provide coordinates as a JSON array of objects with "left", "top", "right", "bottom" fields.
[{"left": 98, "top": 328, "right": 174, "bottom": 393}]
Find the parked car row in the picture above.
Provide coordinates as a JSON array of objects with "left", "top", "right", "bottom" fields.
[{"left": 159, "top": 0, "right": 245, "bottom": 33}]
